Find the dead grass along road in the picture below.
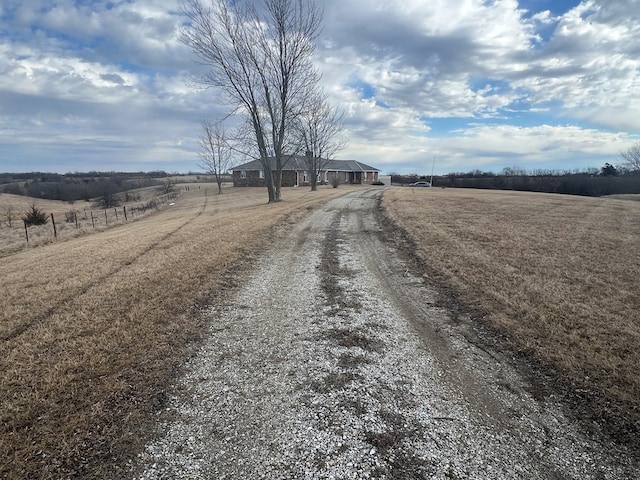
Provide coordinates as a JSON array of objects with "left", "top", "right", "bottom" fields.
[
  {"left": 383, "top": 187, "right": 640, "bottom": 448},
  {"left": 0, "top": 185, "right": 359, "bottom": 479},
  {"left": 3, "top": 184, "right": 638, "bottom": 478}
]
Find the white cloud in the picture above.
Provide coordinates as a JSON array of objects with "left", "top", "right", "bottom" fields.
[
  {"left": 514, "top": 0, "right": 640, "bottom": 115},
  {"left": 531, "top": 10, "right": 554, "bottom": 25},
  {"left": 0, "top": 0, "right": 638, "bottom": 173},
  {"left": 450, "top": 124, "right": 623, "bottom": 157},
  {"left": 340, "top": 123, "right": 628, "bottom": 175},
  {"left": 315, "top": 0, "right": 554, "bottom": 151},
  {"left": 320, "top": 0, "right": 640, "bottom": 120}
]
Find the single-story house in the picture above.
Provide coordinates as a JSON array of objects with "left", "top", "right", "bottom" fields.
[{"left": 231, "top": 156, "right": 380, "bottom": 187}]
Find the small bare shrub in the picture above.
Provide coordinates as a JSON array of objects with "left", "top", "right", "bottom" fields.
[
  {"left": 65, "top": 210, "right": 78, "bottom": 223},
  {"left": 3, "top": 206, "right": 14, "bottom": 227},
  {"left": 157, "top": 180, "right": 176, "bottom": 195},
  {"left": 144, "top": 199, "right": 158, "bottom": 210}
]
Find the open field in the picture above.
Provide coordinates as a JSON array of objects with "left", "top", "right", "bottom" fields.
[
  {"left": 606, "top": 193, "right": 640, "bottom": 202},
  {"left": 0, "top": 184, "right": 164, "bottom": 217},
  {"left": 134, "top": 188, "right": 639, "bottom": 478},
  {"left": 3, "top": 184, "right": 639, "bottom": 478},
  {"left": 0, "top": 186, "right": 180, "bottom": 256},
  {"left": 382, "top": 187, "right": 640, "bottom": 443},
  {"left": 0, "top": 185, "right": 359, "bottom": 479}
]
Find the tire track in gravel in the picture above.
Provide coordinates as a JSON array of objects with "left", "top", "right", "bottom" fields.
[
  {"left": 1, "top": 192, "right": 210, "bottom": 344},
  {"left": 136, "top": 188, "right": 639, "bottom": 480}
]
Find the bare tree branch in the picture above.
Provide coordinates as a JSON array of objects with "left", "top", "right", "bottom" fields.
[
  {"left": 296, "top": 90, "right": 346, "bottom": 191},
  {"left": 198, "top": 119, "right": 234, "bottom": 194},
  {"left": 3, "top": 206, "right": 14, "bottom": 228},
  {"left": 620, "top": 142, "right": 640, "bottom": 172}
]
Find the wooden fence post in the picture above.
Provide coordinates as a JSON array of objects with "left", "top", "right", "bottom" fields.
[
  {"left": 123, "top": 206, "right": 127, "bottom": 221},
  {"left": 104, "top": 210, "right": 108, "bottom": 226},
  {"left": 51, "top": 213, "right": 57, "bottom": 239},
  {"left": 114, "top": 207, "right": 118, "bottom": 221},
  {"left": 75, "top": 212, "right": 79, "bottom": 229},
  {"left": 23, "top": 220, "right": 29, "bottom": 243},
  {"left": 91, "top": 211, "right": 95, "bottom": 228}
]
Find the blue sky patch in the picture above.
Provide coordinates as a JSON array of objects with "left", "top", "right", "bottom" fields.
[
  {"left": 518, "top": 0, "right": 583, "bottom": 17},
  {"left": 348, "top": 78, "right": 376, "bottom": 100},
  {"left": 468, "top": 76, "right": 512, "bottom": 94}
]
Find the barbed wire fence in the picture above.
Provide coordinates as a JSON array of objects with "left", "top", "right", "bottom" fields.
[{"left": 1, "top": 189, "right": 181, "bottom": 249}]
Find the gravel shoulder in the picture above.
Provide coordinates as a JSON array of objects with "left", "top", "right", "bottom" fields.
[{"left": 135, "top": 189, "right": 639, "bottom": 479}]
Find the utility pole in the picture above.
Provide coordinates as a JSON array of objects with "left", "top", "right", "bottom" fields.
[{"left": 430, "top": 155, "right": 435, "bottom": 186}]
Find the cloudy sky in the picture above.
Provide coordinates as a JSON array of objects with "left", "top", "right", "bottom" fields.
[{"left": 1, "top": 0, "right": 638, "bottom": 175}]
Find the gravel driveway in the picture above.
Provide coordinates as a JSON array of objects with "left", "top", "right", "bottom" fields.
[{"left": 135, "top": 189, "right": 638, "bottom": 479}]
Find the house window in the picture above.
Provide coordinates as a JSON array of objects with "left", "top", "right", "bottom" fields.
[
  {"left": 240, "top": 170, "right": 247, "bottom": 179},
  {"left": 303, "top": 171, "right": 308, "bottom": 183},
  {"left": 259, "top": 170, "right": 264, "bottom": 179}
]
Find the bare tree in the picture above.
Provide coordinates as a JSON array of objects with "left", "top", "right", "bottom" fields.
[
  {"left": 501, "top": 166, "right": 528, "bottom": 176},
  {"left": 3, "top": 206, "right": 14, "bottom": 228},
  {"left": 95, "top": 181, "right": 120, "bottom": 208},
  {"left": 199, "top": 119, "right": 233, "bottom": 194},
  {"left": 297, "top": 91, "right": 346, "bottom": 191},
  {"left": 620, "top": 141, "right": 640, "bottom": 172},
  {"left": 180, "top": 0, "right": 322, "bottom": 203},
  {"left": 157, "top": 179, "right": 177, "bottom": 196}
]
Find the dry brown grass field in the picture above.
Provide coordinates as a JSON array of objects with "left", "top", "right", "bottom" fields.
[
  {"left": 0, "top": 187, "right": 174, "bottom": 256},
  {"left": 383, "top": 187, "right": 640, "bottom": 444},
  {"left": 0, "top": 184, "right": 359, "bottom": 479},
  {"left": 3, "top": 184, "right": 639, "bottom": 478}
]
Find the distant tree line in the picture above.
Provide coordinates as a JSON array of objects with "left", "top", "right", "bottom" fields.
[
  {"left": 392, "top": 164, "right": 640, "bottom": 197},
  {"left": 0, "top": 172, "right": 166, "bottom": 204},
  {"left": 0, "top": 171, "right": 168, "bottom": 184},
  {"left": 393, "top": 143, "right": 640, "bottom": 197}
]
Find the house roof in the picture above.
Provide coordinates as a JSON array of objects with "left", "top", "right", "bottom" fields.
[{"left": 231, "top": 156, "right": 379, "bottom": 172}]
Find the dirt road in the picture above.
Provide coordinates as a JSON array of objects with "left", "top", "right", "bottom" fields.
[{"left": 136, "top": 189, "right": 638, "bottom": 479}]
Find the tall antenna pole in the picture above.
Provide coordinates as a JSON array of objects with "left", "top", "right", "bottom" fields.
[{"left": 430, "top": 155, "right": 435, "bottom": 186}]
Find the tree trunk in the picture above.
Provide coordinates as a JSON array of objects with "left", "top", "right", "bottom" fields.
[
  {"left": 263, "top": 166, "right": 277, "bottom": 203},
  {"left": 274, "top": 169, "right": 282, "bottom": 202}
]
